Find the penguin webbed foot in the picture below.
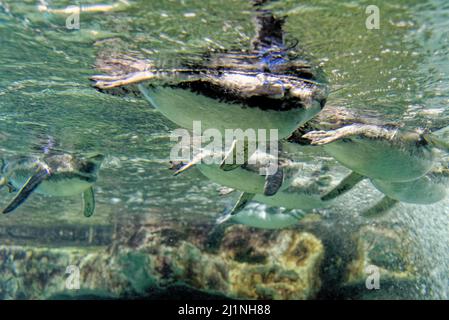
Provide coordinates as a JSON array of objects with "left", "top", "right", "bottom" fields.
[
  {"left": 169, "top": 160, "right": 186, "bottom": 172},
  {"left": 303, "top": 129, "right": 347, "bottom": 145},
  {"left": 90, "top": 71, "right": 156, "bottom": 90},
  {"left": 303, "top": 124, "right": 396, "bottom": 145},
  {"left": 218, "top": 187, "right": 235, "bottom": 196},
  {"left": 173, "top": 152, "right": 211, "bottom": 176},
  {"left": 219, "top": 139, "right": 248, "bottom": 171}
]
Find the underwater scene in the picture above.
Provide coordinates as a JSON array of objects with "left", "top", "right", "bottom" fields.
[{"left": 0, "top": 0, "right": 448, "bottom": 300}]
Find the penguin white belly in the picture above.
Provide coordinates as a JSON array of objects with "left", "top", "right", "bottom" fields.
[
  {"left": 371, "top": 176, "right": 447, "bottom": 204},
  {"left": 197, "top": 164, "right": 266, "bottom": 194},
  {"left": 37, "top": 179, "right": 91, "bottom": 197},
  {"left": 232, "top": 204, "right": 301, "bottom": 229},
  {"left": 138, "top": 85, "right": 320, "bottom": 140},
  {"left": 254, "top": 190, "right": 331, "bottom": 210},
  {"left": 323, "top": 139, "right": 434, "bottom": 182},
  {"left": 11, "top": 176, "right": 90, "bottom": 197},
  {"left": 197, "top": 162, "right": 294, "bottom": 195}
]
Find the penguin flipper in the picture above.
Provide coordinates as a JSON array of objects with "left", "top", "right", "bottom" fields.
[
  {"left": 82, "top": 187, "right": 95, "bottom": 217},
  {"left": 321, "top": 171, "right": 365, "bottom": 201},
  {"left": 263, "top": 166, "right": 284, "bottom": 196},
  {"left": 361, "top": 196, "right": 399, "bottom": 219},
  {"left": 3, "top": 169, "right": 49, "bottom": 214}
]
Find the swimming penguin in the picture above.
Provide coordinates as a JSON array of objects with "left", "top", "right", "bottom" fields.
[
  {"left": 91, "top": 0, "right": 328, "bottom": 170},
  {"left": 293, "top": 104, "right": 449, "bottom": 182},
  {"left": 0, "top": 152, "right": 104, "bottom": 216}
]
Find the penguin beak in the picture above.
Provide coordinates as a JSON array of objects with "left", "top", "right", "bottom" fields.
[
  {"left": 83, "top": 154, "right": 105, "bottom": 173},
  {"left": 87, "top": 154, "right": 105, "bottom": 164}
]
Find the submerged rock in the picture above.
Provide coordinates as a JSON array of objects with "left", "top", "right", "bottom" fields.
[
  {"left": 0, "top": 215, "right": 421, "bottom": 300},
  {"left": 345, "top": 226, "right": 417, "bottom": 282},
  {"left": 337, "top": 225, "right": 420, "bottom": 299},
  {"left": 120, "top": 224, "right": 325, "bottom": 299},
  {"left": 0, "top": 223, "right": 324, "bottom": 299}
]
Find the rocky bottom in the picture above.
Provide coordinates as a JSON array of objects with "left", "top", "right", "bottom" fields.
[{"left": 0, "top": 214, "right": 421, "bottom": 300}]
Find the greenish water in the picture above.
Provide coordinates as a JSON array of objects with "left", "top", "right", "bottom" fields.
[{"left": 0, "top": 0, "right": 448, "bottom": 299}]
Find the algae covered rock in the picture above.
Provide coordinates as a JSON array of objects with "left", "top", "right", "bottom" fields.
[
  {"left": 0, "top": 217, "right": 422, "bottom": 300},
  {"left": 0, "top": 245, "right": 120, "bottom": 299},
  {"left": 120, "top": 224, "right": 325, "bottom": 299},
  {"left": 345, "top": 225, "right": 417, "bottom": 283},
  {"left": 338, "top": 225, "right": 420, "bottom": 299},
  {"left": 223, "top": 227, "right": 324, "bottom": 299},
  {"left": 0, "top": 222, "right": 325, "bottom": 300}
]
